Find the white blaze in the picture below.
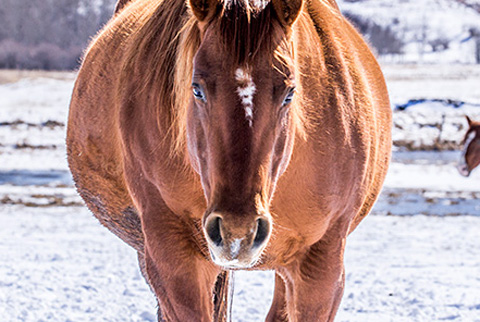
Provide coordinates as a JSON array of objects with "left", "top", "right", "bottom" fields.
[
  {"left": 463, "top": 131, "right": 476, "bottom": 154},
  {"left": 235, "top": 68, "right": 256, "bottom": 127},
  {"left": 458, "top": 131, "right": 476, "bottom": 176}
]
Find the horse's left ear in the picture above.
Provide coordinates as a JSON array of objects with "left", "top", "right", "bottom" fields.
[
  {"left": 272, "top": 0, "right": 303, "bottom": 28},
  {"left": 189, "top": 0, "right": 221, "bottom": 22}
]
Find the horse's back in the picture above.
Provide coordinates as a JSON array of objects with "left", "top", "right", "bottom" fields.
[{"left": 67, "top": 1, "right": 158, "bottom": 250}]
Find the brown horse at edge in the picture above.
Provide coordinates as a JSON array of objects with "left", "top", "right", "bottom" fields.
[
  {"left": 67, "top": 0, "right": 392, "bottom": 320},
  {"left": 458, "top": 116, "right": 480, "bottom": 177}
]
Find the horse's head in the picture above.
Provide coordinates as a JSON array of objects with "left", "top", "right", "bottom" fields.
[
  {"left": 458, "top": 116, "right": 480, "bottom": 177},
  {"left": 185, "top": 0, "right": 303, "bottom": 268}
]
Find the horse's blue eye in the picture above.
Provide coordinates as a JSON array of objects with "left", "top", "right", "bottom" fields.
[
  {"left": 282, "top": 88, "right": 295, "bottom": 106},
  {"left": 192, "top": 84, "right": 206, "bottom": 102}
]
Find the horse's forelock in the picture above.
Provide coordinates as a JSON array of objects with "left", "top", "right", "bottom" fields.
[
  {"left": 223, "top": 0, "right": 270, "bottom": 14},
  {"left": 214, "top": 0, "right": 285, "bottom": 65}
]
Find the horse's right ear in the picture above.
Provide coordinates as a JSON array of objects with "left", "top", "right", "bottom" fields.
[
  {"left": 272, "top": 0, "right": 303, "bottom": 28},
  {"left": 466, "top": 115, "right": 473, "bottom": 126},
  {"left": 189, "top": 0, "right": 221, "bottom": 22}
]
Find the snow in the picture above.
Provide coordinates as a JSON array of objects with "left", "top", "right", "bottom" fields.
[
  {"left": 339, "top": 215, "right": 480, "bottom": 321},
  {"left": 337, "top": 0, "right": 480, "bottom": 64},
  {"left": 2, "top": 207, "right": 479, "bottom": 321},
  {"left": 0, "top": 77, "right": 74, "bottom": 124},
  {"left": 1, "top": 66, "right": 480, "bottom": 321},
  {"left": 0, "top": 206, "right": 157, "bottom": 322},
  {"left": 383, "top": 64, "right": 480, "bottom": 150}
]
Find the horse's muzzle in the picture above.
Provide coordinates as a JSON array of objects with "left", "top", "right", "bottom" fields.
[{"left": 203, "top": 212, "right": 272, "bottom": 269}]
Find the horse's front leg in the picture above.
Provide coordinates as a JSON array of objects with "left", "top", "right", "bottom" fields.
[
  {"left": 266, "top": 272, "right": 289, "bottom": 322},
  {"left": 133, "top": 183, "right": 220, "bottom": 321},
  {"left": 142, "top": 211, "right": 221, "bottom": 322},
  {"left": 274, "top": 234, "right": 347, "bottom": 322}
]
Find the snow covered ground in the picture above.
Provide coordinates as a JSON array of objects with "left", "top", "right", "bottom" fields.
[
  {"left": 2, "top": 206, "right": 479, "bottom": 322},
  {"left": 1, "top": 66, "right": 479, "bottom": 321}
]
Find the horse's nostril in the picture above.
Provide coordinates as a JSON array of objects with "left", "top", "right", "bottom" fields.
[
  {"left": 253, "top": 218, "right": 270, "bottom": 248},
  {"left": 206, "top": 216, "right": 223, "bottom": 247}
]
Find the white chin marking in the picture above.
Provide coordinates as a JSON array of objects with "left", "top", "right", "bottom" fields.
[
  {"left": 230, "top": 238, "right": 243, "bottom": 258},
  {"left": 235, "top": 68, "right": 256, "bottom": 127}
]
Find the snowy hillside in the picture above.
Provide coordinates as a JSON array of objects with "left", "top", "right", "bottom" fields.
[{"left": 337, "top": 0, "right": 480, "bottom": 63}]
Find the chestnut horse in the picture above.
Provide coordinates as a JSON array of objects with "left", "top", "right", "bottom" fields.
[
  {"left": 67, "top": 0, "right": 391, "bottom": 320},
  {"left": 458, "top": 116, "right": 480, "bottom": 177}
]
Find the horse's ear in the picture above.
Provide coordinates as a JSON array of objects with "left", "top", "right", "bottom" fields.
[
  {"left": 272, "top": 0, "right": 303, "bottom": 28},
  {"left": 466, "top": 115, "right": 473, "bottom": 127},
  {"left": 189, "top": 0, "right": 221, "bottom": 22}
]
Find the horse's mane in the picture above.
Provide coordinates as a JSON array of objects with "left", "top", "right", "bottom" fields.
[
  {"left": 120, "top": 0, "right": 307, "bottom": 158},
  {"left": 118, "top": 0, "right": 189, "bottom": 155}
]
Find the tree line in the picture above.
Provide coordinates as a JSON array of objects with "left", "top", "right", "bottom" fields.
[
  {"left": 0, "top": 0, "right": 116, "bottom": 70},
  {"left": 1, "top": 0, "right": 479, "bottom": 70}
]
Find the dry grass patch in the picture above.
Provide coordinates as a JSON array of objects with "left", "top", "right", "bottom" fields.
[{"left": 0, "top": 69, "right": 76, "bottom": 84}]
